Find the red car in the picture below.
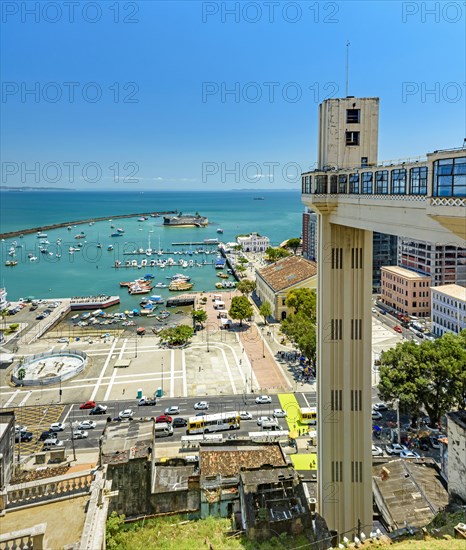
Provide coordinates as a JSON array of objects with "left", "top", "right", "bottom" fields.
[
  {"left": 79, "top": 400, "right": 96, "bottom": 410},
  {"left": 155, "top": 415, "right": 172, "bottom": 424},
  {"left": 393, "top": 326, "right": 403, "bottom": 334}
]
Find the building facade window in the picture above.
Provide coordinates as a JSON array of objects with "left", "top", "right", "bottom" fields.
[
  {"left": 391, "top": 169, "right": 407, "bottom": 194},
  {"left": 349, "top": 173, "right": 360, "bottom": 194},
  {"left": 345, "top": 131, "right": 360, "bottom": 146},
  {"left": 330, "top": 175, "right": 338, "bottom": 194},
  {"left": 433, "top": 156, "right": 466, "bottom": 197},
  {"left": 346, "top": 109, "right": 360, "bottom": 123},
  {"left": 410, "top": 166, "right": 428, "bottom": 195},
  {"left": 315, "top": 175, "right": 328, "bottom": 194},
  {"left": 362, "top": 172, "right": 373, "bottom": 194},
  {"left": 339, "top": 174, "right": 348, "bottom": 194},
  {"left": 375, "top": 170, "right": 389, "bottom": 194}
]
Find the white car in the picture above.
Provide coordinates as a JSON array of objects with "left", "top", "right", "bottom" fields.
[
  {"left": 239, "top": 411, "right": 252, "bottom": 421},
  {"left": 372, "top": 444, "right": 384, "bottom": 457},
  {"left": 255, "top": 395, "right": 272, "bottom": 404},
  {"left": 50, "top": 422, "right": 65, "bottom": 432},
  {"left": 78, "top": 420, "right": 96, "bottom": 430},
  {"left": 194, "top": 401, "right": 209, "bottom": 410},
  {"left": 257, "top": 416, "right": 274, "bottom": 426},
  {"left": 371, "top": 411, "right": 383, "bottom": 420},
  {"left": 273, "top": 409, "right": 287, "bottom": 418},
  {"left": 43, "top": 439, "right": 64, "bottom": 448},
  {"left": 372, "top": 402, "right": 388, "bottom": 411},
  {"left": 72, "top": 430, "right": 89, "bottom": 439},
  {"left": 164, "top": 406, "right": 180, "bottom": 415},
  {"left": 119, "top": 409, "right": 133, "bottom": 419},
  {"left": 386, "top": 443, "right": 408, "bottom": 455},
  {"left": 400, "top": 450, "right": 420, "bottom": 459},
  {"left": 15, "top": 425, "right": 27, "bottom": 433}
]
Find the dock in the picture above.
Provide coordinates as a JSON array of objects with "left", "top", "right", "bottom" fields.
[
  {"left": 0, "top": 211, "right": 177, "bottom": 240},
  {"left": 171, "top": 241, "right": 220, "bottom": 246}
]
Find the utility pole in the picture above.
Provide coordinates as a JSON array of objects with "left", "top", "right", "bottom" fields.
[{"left": 69, "top": 417, "right": 76, "bottom": 462}]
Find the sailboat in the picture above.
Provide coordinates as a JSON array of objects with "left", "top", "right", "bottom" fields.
[
  {"left": 96, "top": 232, "right": 102, "bottom": 249},
  {"left": 157, "top": 236, "right": 163, "bottom": 256},
  {"left": 146, "top": 234, "right": 152, "bottom": 256}
]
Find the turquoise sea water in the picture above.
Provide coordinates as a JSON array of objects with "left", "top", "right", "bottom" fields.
[{"left": 0, "top": 190, "right": 302, "bottom": 308}]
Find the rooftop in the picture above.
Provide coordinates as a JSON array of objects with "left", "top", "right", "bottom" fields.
[
  {"left": 382, "top": 265, "right": 431, "bottom": 280},
  {"left": 372, "top": 458, "right": 448, "bottom": 530},
  {"left": 200, "top": 443, "right": 285, "bottom": 477},
  {"left": 431, "top": 284, "right": 466, "bottom": 302},
  {"left": 257, "top": 256, "right": 317, "bottom": 292},
  {"left": 101, "top": 420, "right": 152, "bottom": 464}
]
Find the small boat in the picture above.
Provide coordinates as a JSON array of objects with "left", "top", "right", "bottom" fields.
[
  {"left": 97, "top": 243, "right": 102, "bottom": 249},
  {"left": 217, "top": 228, "right": 224, "bottom": 234},
  {"left": 111, "top": 233, "right": 123, "bottom": 237},
  {"left": 37, "top": 232, "right": 47, "bottom": 238},
  {"left": 81, "top": 313, "right": 91, "bottom": 320},
  {"left": 67, "top": 226, "right": 72, "bottom": 230},
  {"left": 107, "top": 245, "right": 114, "bottom": 251},
  {"left": 138, "top": 217, "right": 147, "bottom": 222},
  {"left": 155, "top": 282, "right": 167, "bottom": 288},
  {"left": 5, "top": 260, "right": 18, "bottom": 266},
  {"left": 215, "top": 282, "right": 223, "bottom": 289},
  {"left": 29, "top": 256, "right": 38, "bottom": 262},
  {"left": 75, "top": 234, "right": 85, "bottom": 239},
  {"left": 117, "top": 228, "right": 125, "bottom": 233}
]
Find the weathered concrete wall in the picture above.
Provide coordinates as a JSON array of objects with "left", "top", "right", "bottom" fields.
[
  {"left": 447, "top": 414, "right": 466, "bottom": 503},
  {"left": 107, "top": 458, "right": 151, "bottom": 516}
]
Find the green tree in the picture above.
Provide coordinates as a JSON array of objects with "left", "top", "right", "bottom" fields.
[
  {"left": 235, "top": 264, "right": 246, "bottom": 274},
  {"left": 236, "top": 279, "right": 256, "bottom": 295},
  {"left": 159, "top": 325, "right": 194, "bottom": 346},
  {"left": 281, "top": 312, "right": 316, "bottom": 366},
  {"left": 106, "top": 511, "right": 125, "bottom": 550},
  {"left": 192, "top": 309, "right": 208, "bottom": 327},
  {"left": 17, "top": 368, "right": 26, "bottom": 381},
  {"left": 259, "top": 301, "right": 272, "bottom": 325},
  {"left": 229, "top": 296, "right": 253, "bottom": 327},
  {"left": 285, "top": 288, "right": 316, "bottom": 321},
  {"left": 378, "top": 331, "right": 466, "bottom": 427},
  {"left": 285, "top": 237, "right": 301, "bottom": 254},
  {"left": 237, "top": 256, "right": 249, "bottom": 265},
  {"left": 265, "top": 247, "right": 290, "bottom": 262}
]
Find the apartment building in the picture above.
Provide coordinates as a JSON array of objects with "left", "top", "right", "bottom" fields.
[
  {"left": 398, "top": 239, "right": 466, "bottom": 287},
  {"left": 381, "top": 265, "right": 431, "bottom": 318}
]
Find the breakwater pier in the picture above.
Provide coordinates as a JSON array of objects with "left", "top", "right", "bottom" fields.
[{"left": 0, "top": 211, "right": 177, "bottom": 240}]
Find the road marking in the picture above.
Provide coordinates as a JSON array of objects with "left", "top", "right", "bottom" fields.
[
  {"left": 216, "top": 346, "right": 237, "bottom": 394},
  {"left": 3, "top": 389, "right": 20, "bottom": 408},
  {"left": 181, "top": 349, "right": 187, "bottom": 397},
  {"left": 103, "top": 338, "right": 127, "bottom": 401},
  {"left": 90, "top": 338, "right": 118, "bottom": 401},
  {"left": 170, "top": 349, "right": 175, "bottom": 398},
  {"left": 19, "top": 391, "right": 32, "bottom": 407},
  {"left": 62, "top": 404, "right": 74, "bottom": 425}
]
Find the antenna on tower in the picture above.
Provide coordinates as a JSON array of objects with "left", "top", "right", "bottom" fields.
[{"left": 346, "top": 40, "right": 350, "bottom": 97}]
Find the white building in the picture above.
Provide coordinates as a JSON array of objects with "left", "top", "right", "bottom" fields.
[
  {"left": 236, "top": 233, "right": 270, "bottom": 253},
  {"left": 431, "top": 284, "right": 466, "bottom": 337},
  {"left": 0, "top": 288, "right": 8, "bottom": 311}
]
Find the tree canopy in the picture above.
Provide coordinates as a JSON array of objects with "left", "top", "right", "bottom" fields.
[
  {"left": 159, "top": 325, "right": 194, "bottom": 346},
  {"left": 228, "top": 295, "right": 253, "bottom": 326},
  {"left": 265, "top": 247, "right": 290, "bottom": 263},
  {"left": 285, "top": 238, "right": 301, "bottom": 254},
  {"left": 281, "top": 312, "right": 316, "bottom": 366},
  {"left": 236, "top": 279, "right": 256, "bottom": 295},
  {"left": 285, "top": 288, "right": 316, "bottom": 323},
  {"left": 192, "top": 309, "right": 208, "bottom": 326},
  {"left": 378, "top": 330, "right": 466, "bottom": 427},
  {"left": 259, "top": 301, "right": 272, "bottom": 324}
]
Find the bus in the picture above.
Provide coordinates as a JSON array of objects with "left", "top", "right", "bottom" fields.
[
  {"left": 187, "top": 411, "right": 240, "bottom": 434},
  {"left": 300, "top": 407, "right": 317, "bottom": 425}
]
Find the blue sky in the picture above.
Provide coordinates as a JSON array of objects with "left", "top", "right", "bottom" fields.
[{"left": 1, "top": 0, "right": 465, "bottom": 190}]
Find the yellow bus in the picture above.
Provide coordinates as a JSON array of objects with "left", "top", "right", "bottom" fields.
[
  {"left": 300, "top": 407, "right": 317, "bottom": 425},
  {"left": 187, "top": 411, "right": 240, "bottom": 434}
]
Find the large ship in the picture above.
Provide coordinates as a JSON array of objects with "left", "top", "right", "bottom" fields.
[{"left": 163, "top": 213, "right": 208, "bottom": 227}]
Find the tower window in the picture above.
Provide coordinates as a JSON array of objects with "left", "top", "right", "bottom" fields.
[
  {"left": 345, "top": 131, "right": 360, "bottom": 146},
  {"left": 346, "top": 109, "right": 360, "bottom": 123}
]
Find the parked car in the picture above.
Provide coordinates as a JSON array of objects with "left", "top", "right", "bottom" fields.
[
  {"left": 429, "top": 436, "right": 441, "bottom": 449},
  {"left": 257, "top": 416, "right": 274, "bottom": 426},
  {"left": 138, "top": 397, "right": 157, "bottom": 406},
  {"left": 194, "top": 401, "right": 209, "bottom": 410},
  {"left": 385, "top": 443, "right": 408, "bottom": 455},
  {"left": 239, "top": 411, "right": 252, "bottom": 421},
  {"left": 15, "top": 425, "right": 27, "bottom": 434},
  {"left": 400, "top": 450, "right": 420, "bottom": 459},
  {"left": 38, "top": 430, "right": 57, "bottom": 441},
  {"left": 72, "top": 430, "right": 89, "bottom": 440},
  {"left": 164, "top": 406, "right": 180, "bottom": 415},
  {"left": 372, "top": 445, "right": 384, "bottom": 457},
  {"left": 119, "top": 409, "right": 133, "bottom": 419},
  {"left": 15, "top": 431, "right": 33, "bottom": 443},
  {"left": 43, "top": 439, "right": 64, "bottom": 449},
  {"left": 172, "top": 417, "right": 187, "bottom": 428},
  {"left": 155, "top": 414, "right": 172, "bottom": 424},
  {"left": 393, "top": 325, "right": 403, "bottom": 334},
  {"left": 372, "top": 403, "right": 389, "bottom": 411},
  {"left": 273, "top": 409, "right": 287, "bottom": 418},
  {"left": 195, "top": 412, "right": 207, "bottom": 417},
  {"left": 79, "top": 400, "right": 96, "bottom": 410},
  {"left": 36, "top": 314, "right": 45, "bottom": 320},
  {"left": 372, "top": 411, "right": 383, "bottom": 420},
  {"left": 50, "top": 422, "right": 65, "bottom": 432},
  {"left": 89, "top": 405, "right": 107, "bottom": 415},
  {"left": 78, "top": 420, "right": 96, "bottom": 430},
  {"left": 255, "top": 395, "right": 272, "bottom": 404}
]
